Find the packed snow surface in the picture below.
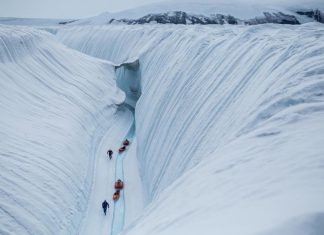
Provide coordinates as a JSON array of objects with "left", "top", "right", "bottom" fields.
[
  {"left": 57, "top": 23, "right": 324, "bottom": 235},
  {"left": 0, "top": 26, "right": 129, "bottom": 234}
]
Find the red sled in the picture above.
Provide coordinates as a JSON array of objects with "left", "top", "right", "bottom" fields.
[
  {"left": 119, "top": 146, "right": 126, "bottom": 153},
  {"left": 115, "top": 180, "right": 124, "bottom": 189},
  {"left": 113, "top": 191, "right": 120, "bottom": 201}
]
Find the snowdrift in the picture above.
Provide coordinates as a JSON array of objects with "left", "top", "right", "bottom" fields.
[
  {"left": 0, "top": 26, "right": 126, "bottom": 234},
  {"left": 57, "top": 23, "right": 324, "bottom": 235}
]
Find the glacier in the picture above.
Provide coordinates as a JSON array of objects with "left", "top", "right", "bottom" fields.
[
  {"left": 1, "top": 10, "right": 324, "bottom": 235},
  {"left": 57, "top": 23, "right": 324, "bottom": 234},
  {"left": 0, "top": 25, "right": 133, "bottom": 234}
]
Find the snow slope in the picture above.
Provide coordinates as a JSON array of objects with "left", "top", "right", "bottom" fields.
[
  {"left": 0, "top": 25, "right": 127, "bottom": 234},
  {"left": 0, "top": 17, "right": 74, "bottom": 26},
  {"left": 57, "top": 23, "right": 324, "bottom": 234}
]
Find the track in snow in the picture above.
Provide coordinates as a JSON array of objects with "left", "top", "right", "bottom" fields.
[
  {"left": 78, "top": 106, "right": 133, "bottom": 235},
  {"left": 110, "top": 122, "right": 135, "bottom": 235}
]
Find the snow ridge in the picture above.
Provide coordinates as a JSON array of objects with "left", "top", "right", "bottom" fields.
[{"left": 0, "top": 26, "right": 124, "bottom": 235}]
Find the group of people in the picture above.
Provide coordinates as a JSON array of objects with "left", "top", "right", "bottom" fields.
[
  {"left": 106, "top": 139, "right": 130, "bottom": 160},
  {"left": 101, "top": 179, "right": 125, "bottom": 215},
  {"left": 101, "top": 139, "right": 130, "bottom": 216}
]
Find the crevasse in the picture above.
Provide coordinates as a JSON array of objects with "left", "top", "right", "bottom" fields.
[{"left": 57, "top": 24, "right": 324, "bottom": 235}]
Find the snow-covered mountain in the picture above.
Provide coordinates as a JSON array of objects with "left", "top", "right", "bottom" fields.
[
  {"left": 109, "top": 10, "right": 302, "bottom": 25},
  {"left": 1, "top": 1, "right": 324, "bottom": 235},
  {"left": 69, "top": 0, "right": 324, "bottom": 25},
  {"left": 1, "top": 1, "right": 323, "bottom": 27}
]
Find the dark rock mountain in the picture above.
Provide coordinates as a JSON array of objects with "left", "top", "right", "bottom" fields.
[
  {"left": 247, "top": 12, "right": 300, "bottom": 25},
  {"left": 109, "top": 11, "right": 300, "bottom": 25},
  {"left": 109, "top": 11, "right": 238, "bottom": 25},
  {"left": 296, "top": 9, "right": 324, "bottom": 23}
]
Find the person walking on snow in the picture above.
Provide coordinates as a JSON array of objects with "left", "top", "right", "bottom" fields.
[
  {"left": 107, "top": 149, "right": 113, "bottom": 160},
  {"left": 102, "top": 200, "right": 109, "bottom": 215}
]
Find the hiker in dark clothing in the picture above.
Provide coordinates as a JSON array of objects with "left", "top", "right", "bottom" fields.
[
  {"left": 107, "top": 149, "right": 113, "bottom": 160},
  {"left": 102, "top": 200, "right": 109, "bottom": 215}
]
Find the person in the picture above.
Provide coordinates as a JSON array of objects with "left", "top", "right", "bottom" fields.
[
  {"left": 107, "top": 149, "right": 113, "bottom": 160},
  {"left": 102, "top": 200, "right": 109, "bottom": 215}
]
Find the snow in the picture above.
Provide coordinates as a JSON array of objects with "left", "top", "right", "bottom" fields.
[
  {"left": 0, "top": 25, "right": 129, "bottom": 234},
  {"left": 56, "top": 23, "right": 324, "bottom": 235},
  {"left": 1, "top": 4, "right": 324, "bottom": 235},
  {"left": 67, "top": 12, "right": 110, "bottom": 26},
  {"left": 121, "top": 114, "right": 324, "bottom": 235}
]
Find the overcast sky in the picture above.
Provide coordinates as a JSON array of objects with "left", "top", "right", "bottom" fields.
[
  {"left": 0, "top": 0, "right": 164, "bottom": 19},
  {"left": 1, "top": 0, "right": 323, "bottom": 19}
]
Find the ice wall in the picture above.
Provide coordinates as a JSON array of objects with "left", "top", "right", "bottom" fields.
[
  {"left": 115, "top": 60, "right": 141, "bottom": 109},
  {"left": 57, "top": 23, "right": 324, "bottom": 234},
  {"left": 0, "top": 26, "right": 124, "bottom": 234}
]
